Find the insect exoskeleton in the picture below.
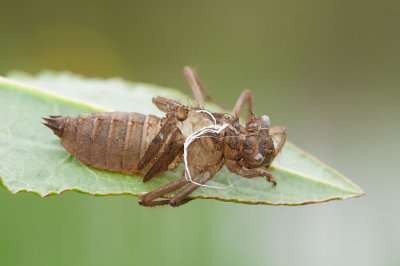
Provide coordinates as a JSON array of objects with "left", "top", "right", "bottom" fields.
[
  {"left": 43, "top": 66, "right": 287, "bottom": 207},
  {"left": 43, "top": 112, "right": 164, "bottom": 174}
]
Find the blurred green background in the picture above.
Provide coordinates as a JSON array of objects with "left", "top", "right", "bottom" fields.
[{"left": 0, "top": 1, "right": 399, "bottom": 265}]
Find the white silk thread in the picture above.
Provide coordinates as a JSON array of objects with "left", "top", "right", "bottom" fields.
[{"left": 183, "top": 110, "right": 245, "bottom": 189}]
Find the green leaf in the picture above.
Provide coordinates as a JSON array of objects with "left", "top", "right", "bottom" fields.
[{"left": 0, "top": 71, "right": 364, "bottom": 205}]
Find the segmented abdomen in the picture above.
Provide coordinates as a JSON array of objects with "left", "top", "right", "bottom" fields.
[{"left": 44, "top": 112, "right": 162, "bottom": 174}]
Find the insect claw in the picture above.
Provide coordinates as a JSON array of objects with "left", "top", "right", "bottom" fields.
[
  {"left": 169, "top": 199, "right": 178, "bottom": 207},
  {"left": 265, "top": 175, "right": 277, "bottom": 187},
  {"left": 169, "top": 198, "right": 192, "bottom": 207},
  {"left": 263, "top": 170, "right": 277, "bottom": 187}
]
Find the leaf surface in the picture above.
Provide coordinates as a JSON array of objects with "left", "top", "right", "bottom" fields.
[{"left": 0, "top": 71, "right": 364, "bottom": 205}]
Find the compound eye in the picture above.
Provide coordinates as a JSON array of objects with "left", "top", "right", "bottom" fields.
[{"left": 261, "top": 115, "right": 270, "bottom": 129}]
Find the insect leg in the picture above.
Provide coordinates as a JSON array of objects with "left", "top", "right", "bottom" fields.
[
  {"left": 183, "top": 66, "right": 205, "bottom": 109},
  {"left": 225, "top": 160, "right": 276, "bottom": 186},
  {"left": 138, "top": 177, "right": 189, "bottom": 207},
  {"left": 183, "top": 66, "right": 223, "bottom": 109},
  {"left": 152, "top": 96, "right": 189, "bottom": 120},
  {"left": 169, "top": 170, "right": 214, "bottom": 207},
  {"left": 142, "top": 128, "right": 185, "bottom": 182},
  {"left": 269, "top": 126, "right": 287, "bottom": 159},
  {"left": 137, "top": 115, "right": 178, "bottom": 171},
  {"left": 231, "top": 89, "right": 254, "bottom": 121}
]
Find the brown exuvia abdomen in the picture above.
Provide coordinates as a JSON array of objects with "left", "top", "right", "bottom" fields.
[{"left": 43, "top": 112, "right": 162, "bottom": 174}]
